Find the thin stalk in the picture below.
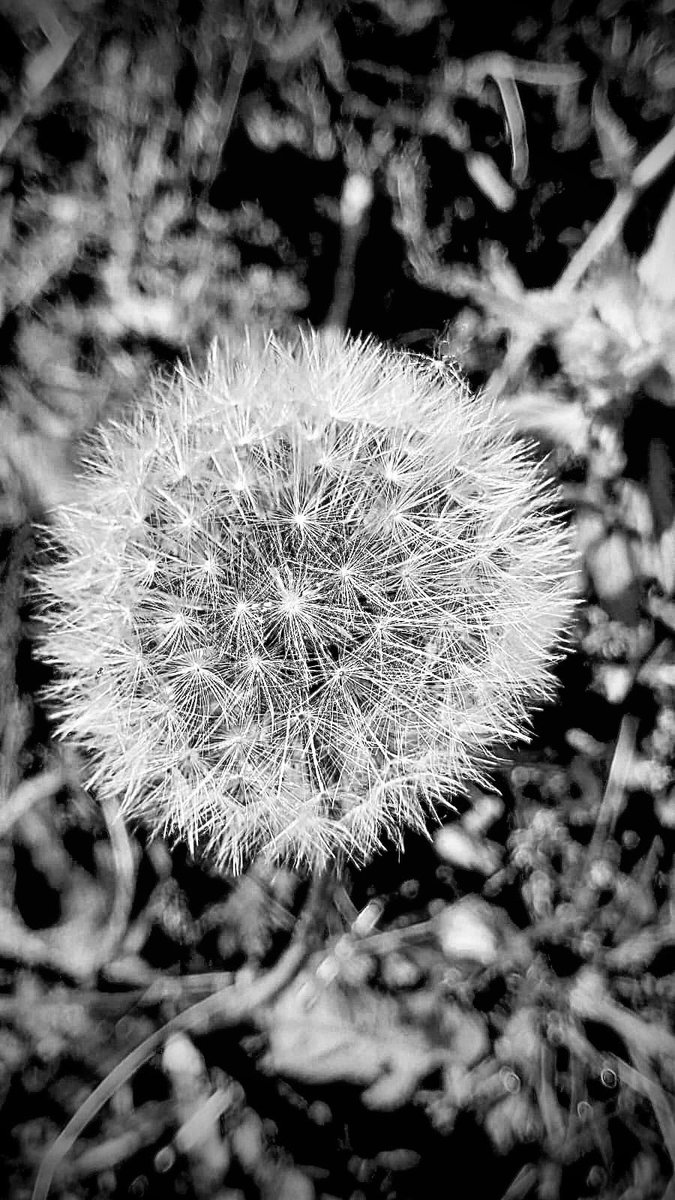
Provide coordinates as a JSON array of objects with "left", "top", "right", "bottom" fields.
[{"left": 32, "top": 865, "right": 336, "bottom": 1200}]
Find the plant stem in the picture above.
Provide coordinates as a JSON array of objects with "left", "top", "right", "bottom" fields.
[{"left": 32, "top": 865, "right": 336, "bottom": 1200}]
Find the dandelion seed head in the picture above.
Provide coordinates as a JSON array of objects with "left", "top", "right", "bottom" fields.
[{"left": 33, "top": 330, "right": 577, "bottom": 872}]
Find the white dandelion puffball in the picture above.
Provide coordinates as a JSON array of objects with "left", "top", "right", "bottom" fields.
[{"left": 35, "top": 331, "right": 576, "bottom": 872}]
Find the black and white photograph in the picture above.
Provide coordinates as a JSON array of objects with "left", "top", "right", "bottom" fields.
[{"left": 0, "top": 2, "right": 675, "bottom": 1198}]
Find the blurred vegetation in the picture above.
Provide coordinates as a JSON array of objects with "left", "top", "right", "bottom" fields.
[{"left": 1, "top": 2, "right": 675, "bottom": 1199}]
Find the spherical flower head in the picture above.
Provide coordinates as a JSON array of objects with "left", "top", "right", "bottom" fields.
[{"left": 34, "top": 331, "right": 576, "bottom": 873}]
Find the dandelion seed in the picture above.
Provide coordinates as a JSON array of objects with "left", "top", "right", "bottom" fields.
[{"left": 33, "top": 330, "right": 577, "bottom": 872}]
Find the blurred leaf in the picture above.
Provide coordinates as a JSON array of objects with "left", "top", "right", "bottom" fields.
[
  {"left": 591, "top": 84, "right": 637, "bottom": 181},
  {"left": 436, "top": 897, "right": 521, "bottom": 966},
  {"left": 506, "top": 393, "right": 590, "bottom": 453},
  {"left": 435, "top": 825, "right": 502, "bottom": 875},
  {"left": 437, "top": 904, "right": 497, "bottom": 965},
  {"left": 162, "top": 1034, "right": 232, "bottom": 1192},
  {"left": 594, "top": 663, "right": 634, "bottom": 704},
  {"left": 484, "top": 1090, "right": 543, "bottom": 1154},
  {"left": 656, "top": 792, "right": 675, "bottom": 828},
  {"left": 267, "top": 1166, "right": 315, "bottom": 1200},
  {"left": 638, "top": 659, "right": 675, "bottom": 689},
  {"left": 461, "top": 790, "right": 504, "bottom": 836},
  {"left": 262, "top": 972, "right": 443, "bottom": 1110},
  {"left": 366, "top": 0, "right": 443, "bottom": 31},
  {"left": 569, "top": 967, "right": 675, "bottom": 1065},
  {"left": 481, "top": 243, "right": 524, "bottom": 298},
  {"left": 617, "top": 478, "right": 655, "bottom": 541},
  {"left": 465, "top": 152, "right": 515, "bottom": 211},
  {"left": 578, "top": 516, "right": 641, "bottom": 623},
  {"left": 443, "top": 1004, "right": 489, "bottom": 1068},
  {"left": 587, "top": 258, "right": 643, "bottom": 347},
  {"left": 647, "top": 593, "right": 675, "bottom": 630},
  {"left": 494, "top": 1008, "right": 543, "bottom": 1077}
]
